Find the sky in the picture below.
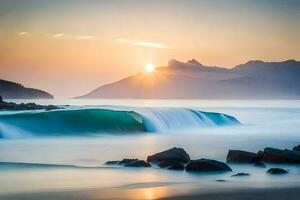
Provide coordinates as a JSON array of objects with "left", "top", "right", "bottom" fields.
[{"left": 0, "top": 0, "right": 300, "bottom": 98}]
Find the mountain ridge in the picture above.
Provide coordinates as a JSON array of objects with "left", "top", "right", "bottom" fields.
[
  {"left": 0, "top": 79, "right": 54, "bottom": 99},
  {"left": 78, "top": 59, "right": 300, "bottom": 99}
]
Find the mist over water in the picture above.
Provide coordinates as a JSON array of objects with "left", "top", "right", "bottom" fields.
[{"left": 0, "top": 99, "right": 300, "bottom": 198}]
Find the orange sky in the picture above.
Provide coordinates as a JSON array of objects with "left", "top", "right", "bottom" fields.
[{"left": 0, "top": 0, "right": 299, "bottom": 97}]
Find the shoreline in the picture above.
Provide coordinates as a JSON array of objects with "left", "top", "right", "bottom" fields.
[
  {"left": 160, "top": 187, "right": 300, "bottom": 200},
  {"left": 1, "top": 185, "right": 300, "bottom": 200}
]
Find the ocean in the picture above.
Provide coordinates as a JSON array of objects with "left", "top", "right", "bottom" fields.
[{"left": 0, "top": 99, "right": 300, "bottom": 199}]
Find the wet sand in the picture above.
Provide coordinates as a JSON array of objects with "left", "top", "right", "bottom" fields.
[
  {"left": 160, "top": 187, "right": 300, "bottom": 200},
  {"left": 1, "top": 186, "right": 299, "bottom": 200}
]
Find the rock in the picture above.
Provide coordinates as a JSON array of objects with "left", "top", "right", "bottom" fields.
[
  {"left": 105, "top": 159, "right": 151, "bottom": 167},
  {"left": 257, "top": 150, "right": 264, "bottom": 158},
  {"left": 147, "top": 147, "right": 190, "bottom": 163},
  {"left": 267, "top": 168, "right": 288, "bottom": 175},
  {"left": 262, "top": 147, "right": 300, "bottom": 164},
  {"left": 167, "top": 164, "right": 185, "bottom": 170},
  {"left": 119, "top": 159, "right": 138, "bottom": 165},
  {"left": 45, "top": 105, "right": 60, "bottom": 110},
  {"left": 231, "top": 173, "right": 250, "bottom": 177},
  {"left": 104, "top": 161, "right": 120, "bottom": 165},
  {"left": 254, "top": 162, "right": 266, "bottom": 168},
  {"left": 216, "top": 179, "right": 228, "bottom": 182},
  {"left": 157, "top": 160, "right": 185, "bottom": 170},
  {"left": 185, "top": 159, "right": 232, "bottom": 172},
  {"left": 158, "top": 160, "right": 183, "bottom": 168},
  {"left": 226, "top": 150, "right": 261, "bottom": 163},
  {"left": 124, "top": 160, "right": 151, "bottom": 167},
  {"left": 0, "top": 99, "right": 60, "bottom": 111},
  {"left": 0, "top": 96, "right": 2, "bottom": 102},
  {"left": 293, "top": 145, "right": 300, "bottom": 151}
]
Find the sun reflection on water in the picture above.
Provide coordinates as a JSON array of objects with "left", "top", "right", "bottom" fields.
[{"left": 125, "top": 186, "right": 169, "bottom": 200}]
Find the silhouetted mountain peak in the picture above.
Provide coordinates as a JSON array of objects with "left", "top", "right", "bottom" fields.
[
  {"left": 282, "top": 59, "right": 298, "bottom": 64},
  {"left": 168, "top": 59, "right": 203, "bottom": 68},
  {"left": 187, "top": 59, "right": 202, "bottom": 66},
  {"left": 79, "top": 58, "right": 300, "bottom": 99},
  {"left": 168, "top": 59, "right": 184, "bottom": 67},
  {"left": 244, "top": 60, "right": 265, "bottom": 65},
  {"left": 237, "top": 59, "right": 300, "bottom": 68}
]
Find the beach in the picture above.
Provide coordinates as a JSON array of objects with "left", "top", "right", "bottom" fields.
[{"left": 1, "top": 185, "right": 300, "bottom": 200}]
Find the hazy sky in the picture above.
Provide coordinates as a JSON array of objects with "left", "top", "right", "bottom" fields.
[{"left": 1, "top": 0, "right": 300, "bottom": 97}]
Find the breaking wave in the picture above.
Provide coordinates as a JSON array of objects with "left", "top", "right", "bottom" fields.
[{"left": 0, "top": 107, "right": 239, "bottom": 138}]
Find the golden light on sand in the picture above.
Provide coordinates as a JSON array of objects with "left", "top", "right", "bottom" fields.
[
  {"left": 145, "top": 64, "right": 155, "bottom": 73},
  {"left": 126, "top": 186, "right": 170, "bottom": 200}
]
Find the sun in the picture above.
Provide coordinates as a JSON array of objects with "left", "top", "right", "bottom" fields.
[{"left": 145, "top": 64, "right": 155, "bottom": 73}]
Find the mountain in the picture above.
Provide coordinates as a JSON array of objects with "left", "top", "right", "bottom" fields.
[
  {"left": 0, "top": 79, "right": 53, "bottom": 99},
  {"left": 78, "top": 59, "right": 300, "bottom": 99}
]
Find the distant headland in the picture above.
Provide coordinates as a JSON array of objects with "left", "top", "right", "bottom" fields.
[{"left": 0, "top": 79, "right": 53, "bottom": 99}]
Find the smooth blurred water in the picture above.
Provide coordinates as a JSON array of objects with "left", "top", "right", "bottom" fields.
[
  {"left": 0, "top": 107, "right": 239, "bottom": 138},
  {"left": 0, "top": 99, "right": 300, "bottom": 198}
]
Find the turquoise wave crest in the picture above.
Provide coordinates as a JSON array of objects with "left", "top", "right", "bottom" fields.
[{"left": 0, "top": 108, "right": 239, "bottom": 138}]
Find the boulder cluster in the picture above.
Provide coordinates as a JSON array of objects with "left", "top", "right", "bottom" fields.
[
  {"left": 0, "top": 96, "right": 60, "bottom": 111},
  {"left": 105, "top": 147, "right": 232, "bottom": 172},
  {"left": 227, "top": 146, "right": 300, "bottom": 163},
  {"left": 226, "top": 145, "right": 300, "bottom": 175},
  {"left": 105, "top": 144, "right": 300, "bottom": 175}
]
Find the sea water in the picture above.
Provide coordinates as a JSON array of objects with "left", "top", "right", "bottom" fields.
[{"left": 0, "top": 99, "right": 300, "bottom": 199}]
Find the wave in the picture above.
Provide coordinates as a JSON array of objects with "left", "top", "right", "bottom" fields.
[
  {"left": 0, "top": 161, "right": 105, "bottom": 169},
  {"left": 0, "top": 107, "right": 239, "bottom": 138},
  {"left": 0, "top": 161, "right": 78, "bottom": 169},
  {"left": 139, "top": 108, "right": 239, "bottom": 132}
]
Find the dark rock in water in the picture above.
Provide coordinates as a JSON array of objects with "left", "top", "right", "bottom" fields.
[
  {"left": 293, "top": 145, "right": 300, "bottom": 151},
  {"left": 119, "top": 159, "right": 138, "bottom": 165},
  {"left": 185, "top": 159, "right": 232, "bottom": 172},
  {"left": 157, "top": 160, "right": 185, "bottom": 170},
  {"left": 45, "top": 105, "right": 60, "bottom": 111},
  {"left": 0, "top": 99, "right": 60, "bottom": 111},
  {"left": 158, "top": 160, "right": 183, "bottom": 168},
  {"left": 254, "top": 162, "right": 266, "bottom": 168},
  {"left": 105, "top": 159, "right": 151, "bottom": 167},
  {"left": 267, "top": 168, "right": 288, "bottom": 175},
  {"left": 167, "top": 164, "right": 185, "bottom": 170},
  {"left": 0, "top": 96, "right": 3, "bottom": 102},
  {"left": 231, "top": 173, "right": 250, "bottom": 177},
  {"left": 216, "top": 179, "right": 228, "bottom": 182},
  {"left": 226, "top": 150, "right": 261, "bottom": 163},
  {"left": 147, "top": 147, "right": 190, "bottom": 163},
  {"left": 262, "top": 147, "right": 300, "bottom": 164},
  {"left": 104, "top": 161, "right": 120, "bottom": 165},
  {"left": 124, "top": 160, "right": 151, "bottom": 167},
  {"left": 257, "top": 150, "right": 265, "bottom": 158}
]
